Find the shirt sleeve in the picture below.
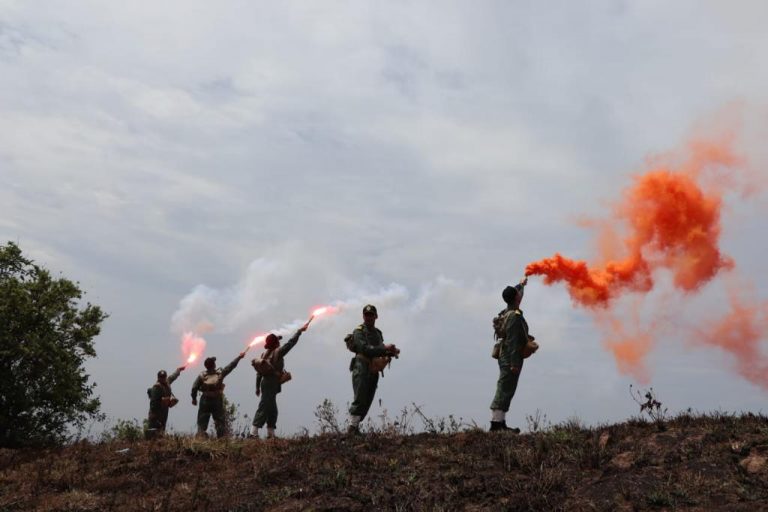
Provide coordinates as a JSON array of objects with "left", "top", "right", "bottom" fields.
[
  {"left": 168, "top": 368, "right": 182, "bottom": 385},
  {"left": 221, "top": 356, "right": 242, "bottom": 378},
  {"left": 278, "top": 330, "right": 302, "bottom": 358},
  {"left": 191, "top": 375, "right": 202, "bottom": 399}
]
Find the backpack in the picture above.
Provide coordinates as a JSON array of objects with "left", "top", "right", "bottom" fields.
[
  {"left": 251, "top": 349, "right": 278, "bottom": 376},
  {"left": 199, "top": 371, "right": 224, "bottom": 392},
  {"left": 343, "top": 327, "right": 361, "bottom": 353},
  {"left": 493, "top": 308, "right": 515, "bottom": 340}
]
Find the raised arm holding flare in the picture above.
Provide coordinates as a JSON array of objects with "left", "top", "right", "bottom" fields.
[
  {"left": 250, "top": 320, "right": 310, "bottom": 439},
  {"left": 191, "top": 351, "right": 245, "bottom": 438}
]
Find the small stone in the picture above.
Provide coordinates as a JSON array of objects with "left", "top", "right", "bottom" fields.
[
  {"left": 739, "top": 453, "right": 766, "bottom": 474},
  {"left": 610, "top": 451, "right": 634, "bottom": 470}
]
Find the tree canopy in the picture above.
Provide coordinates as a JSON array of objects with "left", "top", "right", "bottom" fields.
[{"left": 0, "top": 242, "right": 107, "bottom": 447}]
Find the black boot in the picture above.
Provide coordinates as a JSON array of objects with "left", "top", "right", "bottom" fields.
[
  {"left": 490, "top": 421, "right": 520, "bottom": 434},
  {"left": 490, "top": 421, "right": 505, "bottom": 431}
]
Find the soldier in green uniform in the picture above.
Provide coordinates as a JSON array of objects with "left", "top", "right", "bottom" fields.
[
  {"left": 490, "top": 277, "right": 530, "bottom": 432},
  {"left": 146, "top": 366, "right": 185, "bottom": 438},
  {"left": 191, "top": 352, "right": 245, "bottom": 438},
  {"left": 347, "top": 304, "right": 400, "bottom": 434},
  {"left": 249, "top": 321, "right": 310, "bottom": 439}
]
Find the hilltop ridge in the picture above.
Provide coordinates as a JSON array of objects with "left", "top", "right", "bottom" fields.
[{"left": 1, "top": 413, "right": 767, "bottom": 511}]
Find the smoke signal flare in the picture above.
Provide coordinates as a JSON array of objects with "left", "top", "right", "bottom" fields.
[
  {"left": 311, "top": 305, "right": 339, "bottom": 319},
  {"left": 181, "top": 332, "right": 206, "bottom": 367},
  {"left": 525, "top": 138, "right": 739, "bottom": 306},
  {"left": 524, "top": 135, "right": 768, "bottom": 388}
]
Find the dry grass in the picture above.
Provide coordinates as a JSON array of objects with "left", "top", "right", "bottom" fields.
[{"left": 0, "top": 412, "right": 767, "bottom": 511}]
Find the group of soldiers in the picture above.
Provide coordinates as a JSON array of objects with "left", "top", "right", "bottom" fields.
[{"left": 147, "top": 277, "right": 533, "bottom": 438}]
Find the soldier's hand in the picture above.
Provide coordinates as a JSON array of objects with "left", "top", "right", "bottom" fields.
[
  {"left": 520, "top": 276, "right": 528, "bottom": 286},
  {"left": 385, "top": 344, "right": 400, "bottom": 357},
  {"left": 192, "top": 398, "right": 198, "bottom": 406},
  {"left": 239, "top": 351, "right": 246, "bottom": 359},
  {"left": 177, "top": 366, "right": 186, "bottom": 372},
  {"left": 299, "top": 320, "right": 310, "bottom": 333},
  {"left": 256, "top": 389, "right": 261, "bottom": 397}
]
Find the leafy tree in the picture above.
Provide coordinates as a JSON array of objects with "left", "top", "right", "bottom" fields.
[{"left": 0, "top": 242, "right": 108, "bottom": 447}]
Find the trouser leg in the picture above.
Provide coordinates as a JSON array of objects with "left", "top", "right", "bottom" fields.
[
  {"left": 197, "top": 400, "right": 212, "bottom": 435},
  {"left": 146, "top": 410, "right": 162, "bottom": 439},
  {"left": 349, "top": 369, "right": 379, "bottom": 421},
  {"left": 211, "top": 397, "right": 227, "bottom": 438},
  {"left": 490, "top": 365, "right": 522, "bottom": 412},
  {"left": 266, "top": 394, "right": 278, "bottom": 429},
  {"left": 253, "top": 395, "right": 268, "bottom": 428},
  {"left": 158, "top": 408, "right": 169, "bottom": 432},
  {"left": 254, "top": 392, "right": 278, "bottom": 429}
]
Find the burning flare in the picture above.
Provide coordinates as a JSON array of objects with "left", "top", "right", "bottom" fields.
[
  {"left": 245, "top": 305, "right": 340, "bottom": 351},
  {"left": 181, "top": 332, "right": 206, "bottom": 367},
  {"left": 248, "top": 334, "right": 267, "bottom": 348},
  {"left": 311, "top": 305, "right": 339, "bottom": 319}
]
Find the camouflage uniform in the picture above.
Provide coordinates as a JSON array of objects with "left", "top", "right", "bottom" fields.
[
  {"left": 349, "top": 324, "right": 389, "bottom": 422},
  {"left": 490, "top": 308, "right": 529, "bottom": 412},
  {"left": 191, "top": 355, "right": 243, "bottom": 437},
  {"left": 146, "top": 368, "right": 182, "bottom": 436},
  {"left": 253, "top": 330, "right": 303, "bottom": 430}
]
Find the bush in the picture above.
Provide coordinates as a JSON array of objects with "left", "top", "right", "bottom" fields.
[{"left": 0, "top": 242, "right": 108, "bottom": 447}]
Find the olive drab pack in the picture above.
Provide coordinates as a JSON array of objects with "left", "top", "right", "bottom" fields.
[
  {"left": 251, "top": 349, "right": 277, "bottom": 376},
  {"left": 492, "top": 308, "right": 514, "bottom": 340},
  {"left": 523, "top": 337, "right": 539, "bottom": 358},
  {"left": 343, "top": 331, "right": 358, "bottom": 353},
  {"left": 492, "top": 308, "right": 514, "bottom": 359},
  {"left": 199, "top": 370, "right": 224, "bottom": 393}
]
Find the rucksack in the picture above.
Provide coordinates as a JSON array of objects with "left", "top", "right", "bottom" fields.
[
  {"left": 199, "top": 371, "right": 224, "bottom": 392},
  {"left": 251, "top": 349, "right": 278, "bottom": 376},
  {"left": 493, "top": 308, "right": 514, "bottom": 341},
  {"left": 343, "top": 328, "right": 361, "bottom": 353}
]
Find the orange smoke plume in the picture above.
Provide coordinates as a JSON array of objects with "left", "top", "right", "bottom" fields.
[
  {"left": 526, "top": 138, "right": 739, "bottom": 306},
  {"left": 526, "top": 134, "right": 768, "bottom": 384},
  {"left": 700, "top": 286, "right": 768, "bottom": 390}
]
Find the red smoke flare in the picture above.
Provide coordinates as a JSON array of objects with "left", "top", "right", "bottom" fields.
[
  {"left": 311, "top": 305, "right": 339, "bottom": 319},
  {"left": 248, "top": 334, "right": 266, "bottom": 349},
  {"left": 181, "top": 332, "right": 206, "bottom": 367}
]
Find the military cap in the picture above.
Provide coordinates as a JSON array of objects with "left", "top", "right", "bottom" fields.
[
  {"left": 157, "top": 370, "right": 167, "bottom": 379},
  {"left": 502, "top": 285, "right": 519, "bottom": 304},
  {"left": 264, "top": 333, "right": 283, "bottom": 349},
  {"left": 204, "top": 357, "right": 217, "bottom": 369},
  {"left": 362, "top": 304, "right": 378, "bottom": 315}
]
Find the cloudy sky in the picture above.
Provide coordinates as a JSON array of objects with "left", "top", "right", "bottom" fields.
[{"left": 2, "top": 1, "right": 767, "bottom": 435}]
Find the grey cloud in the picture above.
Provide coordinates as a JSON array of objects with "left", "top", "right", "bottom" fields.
[{"left": 1, "top": 1, "right": 767, "bottom": 433}]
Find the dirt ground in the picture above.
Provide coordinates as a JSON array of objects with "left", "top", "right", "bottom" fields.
[{"left": 1, "top": 413, "right": 767, "bottom": 511}]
